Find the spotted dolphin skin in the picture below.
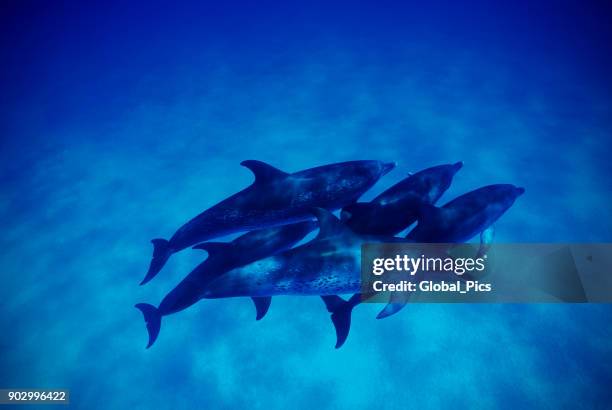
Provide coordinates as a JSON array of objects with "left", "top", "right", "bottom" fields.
[
  {"left": 135, "top": 221, "right": 317, "bottom": 348},
  {"left": 202, "top": 209, "right": 370, "bottom": 300},
  {"left": 341, "top": 162, "right": 463, "bottom": 235},
  {"left": 142, "top": 160, "right": 396, "bottom": 285},
  {"left": 201, "top": 208, "right": 397, "bottom": 348}
]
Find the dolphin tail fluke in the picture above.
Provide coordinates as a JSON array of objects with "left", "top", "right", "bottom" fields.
[
  {"left": 140, "top": 239, "right": 171, "bottom": 285},
  {"left": 322, "top": 294, "right": 362, "bottom": 349},
  {"left": 251, "top": 297, "right": 272, "bottom": 320},
  {"left": 135, "top": 303, "right": 161, "bottom": 349}
]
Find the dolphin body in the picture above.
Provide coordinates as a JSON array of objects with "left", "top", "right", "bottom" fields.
[
  {"left": 142, "top": 160, "right": 396, "bottom": 285},
  {"left": 203, "top": 209, "right": 371, "bottom": 299},
  {"left": 135, "top": 221, "right": 317, "bottom": 348},
  {"left": 341, "top": 162, "right": 463, "bottom": 235},
  {"left": 375, "top": 183, "right": 526, "bottom": 320}
]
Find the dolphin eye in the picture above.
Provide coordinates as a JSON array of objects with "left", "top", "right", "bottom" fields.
[{"left": 340, "top": 210, "right": 352, "bottom": 221}]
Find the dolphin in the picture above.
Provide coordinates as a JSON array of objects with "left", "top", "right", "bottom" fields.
[
  {"left": 375, "top": 184, "right": 525, "bottom": 319},
  {"left": 341, "top": 162, "right": 463, "bottom": 235},
  {"left": 142, "top": 160, "right": 396, "bottom": 285},
  {"left": 202, "top": 209, "right": 370, "bottom": 299},
  {"left": 135, "top": 221, "right": 317, "bottom": 348},
  {"left": 406, "top": 184, "right": 525, "bottom": 243}
]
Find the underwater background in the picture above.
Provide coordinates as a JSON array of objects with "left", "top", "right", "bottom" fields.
[{"left": 1, "top": 1, "right": 611, "bottom": 409}]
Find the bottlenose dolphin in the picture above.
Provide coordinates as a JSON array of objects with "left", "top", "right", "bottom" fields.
[
  {"left": 376, "top": 184, "right": 525, "bottom": 319},
  {"left": 135, "top": 221, "right": 316, "bottom": 348},
  {"left": 341, "top": 162, "right": 463, "bottom": 235},
  {"left": 142, "top": 160, "right": 396, "bottom": 285}
]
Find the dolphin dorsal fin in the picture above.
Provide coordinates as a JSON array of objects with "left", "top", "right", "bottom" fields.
[
  {"left": 241, "top": 160, "right": 288, "bottom": 184},
  {"left": 192, "top": 242, "right": 231, "bottom": 257},
  {"left": 312, "top": 208, "right": 351, "bottom": 239}
]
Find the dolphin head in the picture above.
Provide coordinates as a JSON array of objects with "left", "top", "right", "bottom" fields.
[
  {"left": 452, "top": 161, "right": 464, "bottom": 174},
  {"left": 380, "top": 161, "right": 397, "bottom": 176},
  {"left": 358, "top": 160, "right": 397, "bottom": 187},
  {"left": 481, "top": 184, "right": 525, "bottom": 206},
  {"left": 408, "top": 161, "right": 463, "bottom": 204},
  {"left": 438, "top": 161, "right": 463, "bottom": 192},
  {"left": 363, "top": 160, "right": 396, "bottom": 192},
  {"left": 438, "top": 161, "right": 463, "bottom": 185}
]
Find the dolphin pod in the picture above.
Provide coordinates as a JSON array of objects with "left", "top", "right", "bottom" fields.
[
  {"left": 249, "top": 162, "right": 465, "bottom": 325},
  {"left": 136, "top": 160, "right": 525, "bottom": 349},
  {"left": 141, "top": 160, "right": 395, "bottom": 285}
]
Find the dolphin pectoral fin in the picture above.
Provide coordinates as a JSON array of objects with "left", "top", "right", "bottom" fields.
[
  {"left": 476, "top": 226, "right": 495, "bottom": 258},
  {"left": 240, "top": 160, "right": 288, "bottom": 184},
  {"left": 311, "top": 208, "right": 352, "bottom": 239},
  {"left": 141, "top": 239, "right": 171, "bottom": 285},
  {"left": 376, "top": 291, "right": 409, "bottom": 319},
  {"left": 192, "top": 241, "right": 231, "bottom": 258},
  {"left": 322, "top": 294, "right": 362, "bottom": 349},
  {"left": 251, "top": 297, "right": 272, "bottom": 320},
  {"left": 135, "top": 303, "right": 161, "bottom": 349},
  {"left": 376, "top": 302, "right": 406, "bottom": 319}
]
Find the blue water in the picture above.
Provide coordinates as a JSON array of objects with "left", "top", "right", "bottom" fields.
[{"left": 1, "top": 2, "right": 611, "bottom": 409}]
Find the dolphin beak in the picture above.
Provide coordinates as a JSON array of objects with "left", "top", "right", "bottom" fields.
[
  {"left": 381, "top": 161, "right": 397, "bottom": 175},
  {"left": 452, "top": 161, "right": 464, "bottom": 174},
  {"left": 516, "top": 187, "right": 525, "bottom": 196}
]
